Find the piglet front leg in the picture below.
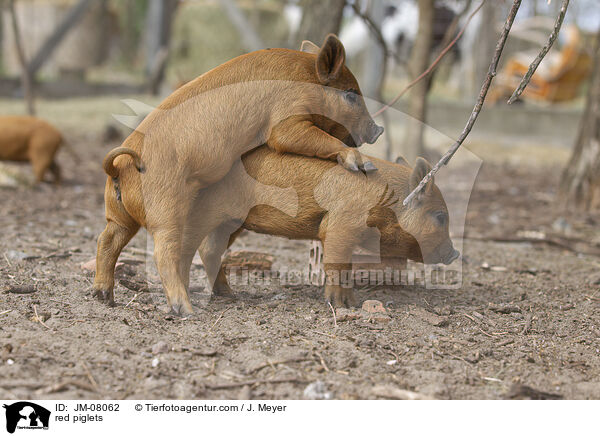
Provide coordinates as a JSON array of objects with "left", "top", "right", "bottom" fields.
[
  {"left": 320, "top": 232, "right": 359, "bottom": 308},
  {"left": 268, "top": 117, "right": 377, "bottom": 173}
]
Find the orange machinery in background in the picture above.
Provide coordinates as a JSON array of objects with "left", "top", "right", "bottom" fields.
[{"left": 490, "top": 26, "right": 592, "bottom": 104}]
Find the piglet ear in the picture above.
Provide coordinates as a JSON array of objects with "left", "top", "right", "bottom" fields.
[
  {"left": 300, "top": 40, "right": 320, "bottom": 54},
  {"left": 409, "top": 157, "right": 434, "bottom": 192},
  {"left": 316, "top": 34, "right": 346, "bottom": 84}
]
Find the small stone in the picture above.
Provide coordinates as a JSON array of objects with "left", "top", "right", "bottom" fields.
[
  {"left": 81, "top": 257, "right": 123, "bottom": 272},
  {"left": 410, "top": 307, "right": 448, "bottom": 327},
  {"left": 368, "top": 313, "right": 391, "bottom": 323},
  {"left": 488, "top": 303, "right": 521, "bottom": 314},
  {"left": 271, "top": 293, "right": 286, "bottom": 301},
  {"left": 386, "top": 359, "right": 397, "bottom": 365},
  {"left": 6, "top": 250, "right": 29, "bottom": 261},
  {"left": 6, "top": 359, "right": 14, "bottom": 365},
  {"left": 151, "top": 358, "right": 160, "bottom": 367},
  {"left": 303, "top": 380, "right": 332, "bottom": 400},
  {"left": 362, "top": 300, "right": 387, "bottom": 314},
  {"left": 152, "top": 341, "right": 169, "bottom": 354},
  {"left": 335, "top": 308, "right": 361, "bottom": 322},
  {"left": 80, "top": 258, "right": 96, "bottom": 271}
]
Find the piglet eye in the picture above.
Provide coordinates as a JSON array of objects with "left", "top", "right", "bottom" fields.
[
  {"left": 433, "top": 211, "right": 447, "bottom": 226},
  {"left": 344, "top": 90, "right": 358, "bottom": 104}
]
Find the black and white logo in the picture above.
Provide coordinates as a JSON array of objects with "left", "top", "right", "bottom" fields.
[{"left": 3, "top": 402, "right": 50, "bottom": 434}]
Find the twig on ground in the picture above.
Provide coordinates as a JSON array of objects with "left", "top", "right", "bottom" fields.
[
  {"left": 81, "top": 361, "right": 100, "bottom": 392},
  {"left": 201, "top": 377, "right": 307, "bottom": 390},
  {"left": 507, "top": 0, "right": 570, "bottom": 103},
  {"left": 465, "top": 235, "right": 600, "bottom": 257},
  {"left": 37, "top": 380, "right": 97, "bottom": 395},
  {"left": 0, "top": 310, "right": 12, "bottom": 316},
  {"left": 248, "top": 357, "right": 313, "bottom": 374},
  {"left": 125, "top": 293, "right": 138, "bottom": 308},
  {"left": 372, "top": 385, "right": 434, "bottom": 400},
  {"left": 33, "top": 305, "right": 51, "bottom": 330},
  {"left": 312, "top": 330, "right": 336, "bottom": 338},
  {"left": 48, "top": 299, "right": 71, "bottom": 306},
  {"left": 374, "top": 0, "right": 485, "bottom": 117},
  {"left": 403, "top": 0, "right": 523, "bottom": 206},
  {"left": 522, "top": 313, "right": 533, "bottom": 335},
  {"left": 314, "top": 351, "right": 330, "bottom": 372},
  {"left": 207, "top": 307, "right": 231, "bottom": 333},
  {"left": 327, "top": 301, "right": 337, "bottom": 329},
  {"left": 497, "top": 338, "right": 515, "bottom": 346}
]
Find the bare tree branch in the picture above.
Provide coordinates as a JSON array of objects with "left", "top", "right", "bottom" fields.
[
  {"left": 507, "top": 0, "right": 570, "bottom": 104},
  {"left": 27, "top": 0, "right": 96, "bottom": 77},
  {"left": 351, "top": 3, "right": 392, "bottom": 63},
  {"left": 374, "top": 1, "right": 485, "bottom": 118},
  {"left": 439, "top": 0, "right": 473, "bottom": 52},
  {"left": 8, "top": 0, "right": 35, "bottom": 115},
  {"left": 219, "top": 0, "right": 264, "bottom": 52},
  {"left": 403, "top": 0, "right": 523, "bottom": 206}
]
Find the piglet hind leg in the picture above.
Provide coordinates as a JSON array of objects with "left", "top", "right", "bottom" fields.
[
  {"left": 92, "top": 221, "right": 139, "bottom": 306},
  {"left": 323, "top": 263, "right": 357, "bottom": 308},
  {"left": 153, "top": 230, "right": 195, "bottom": 315},
  {"left": 198, "top": 227, "right": 241, "bottom": 299},
  {"left": 321, "top": 234, "right": 359, "bottom": 308}
]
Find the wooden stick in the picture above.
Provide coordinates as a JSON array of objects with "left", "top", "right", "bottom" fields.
[
  {"left": 33, "top": 305, "right": 51, "bottom": 330},
  {"left": 507, "top": 0, "right": 570, "bottom": 104},
  {"left": 202, "top": 377, "right": 306, "bottom": 390},
  {"left": 403, "top": 0, "right": 523, "bottom": 206},
  {"left": 374, "top": 0, "right": 485, "bottom": 117},
  {"left": 327, "top": 301, "right": 337, "bottom": 329}
]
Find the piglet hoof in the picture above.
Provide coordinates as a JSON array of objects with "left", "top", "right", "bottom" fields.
[
  {"left": 337, "top": 153, "right": 360, "bottom": 172},
  {"left": 91, "top": 288, "right": 115, "bottom": 307},
  {"left": 212, "top": 284, "right": 237, "bottom": 300},
  {"left": 169, "top": 301, "right": 194, "bottom": 317},
  {"left": 361, "top": 161, "right": 378, "bottom": 173},
  {"left": 325, "top": 287, "right": 358, "bottom": 308}
]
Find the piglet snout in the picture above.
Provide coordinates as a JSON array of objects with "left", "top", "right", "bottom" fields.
[
  {"left": 443, "top": 248, "right": 460, "bottom": 265},
  {"left": 365, "top": 122, "right": 384, "bottom": 144}
]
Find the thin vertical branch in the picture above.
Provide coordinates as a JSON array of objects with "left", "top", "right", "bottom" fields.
[
  {"left": 403, "top": 0, "right": 523, "bottom": 206},
  {"left": 374, "top": 1, "right": 485, "bottom": 117},
  {"left": 507, "top": 0, "right": 569, "bottom": 104},
  {"left": 8, "top": 0, "right": 35, "bottom": 115}
]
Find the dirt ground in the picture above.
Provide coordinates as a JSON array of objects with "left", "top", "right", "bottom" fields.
[{"left": 1, "top": 123, "right": 599, "bottom": 400}]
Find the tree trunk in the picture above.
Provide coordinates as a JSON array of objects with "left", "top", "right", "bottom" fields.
[
  {"left": 559, "top": 30, "right": 600, "bottom": 211},
  {"left": 473, "top": 1, "right": 497, "bottom": 96},
  {"left": 295, "top": 0, "right": 346, "bottom": 46},
  {"left": 26, "top": 0, "right": 95, "bottom": 77},
  {"left": 219, "top": 0, "right": 264, "bottom": 52},
  {"left": 145, "top": 0, "right": 178, "bottom": 95},
  {"left": 402, "top": 0, "right": 434, "bottom": 164},
  {"left": 361, "top": 0, "right": 392, "bottom": 161},
  {"left": 8, "top": 0, "right": 35, "bottom": 115}
]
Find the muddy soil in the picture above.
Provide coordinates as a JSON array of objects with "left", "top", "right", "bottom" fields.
[{"left": 1, "top": 131, "right": 599, "bottom": 400}]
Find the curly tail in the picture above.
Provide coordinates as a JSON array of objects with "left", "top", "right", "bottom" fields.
[{"left": 103, "top": 147, "right": 145, "bottom": 179}]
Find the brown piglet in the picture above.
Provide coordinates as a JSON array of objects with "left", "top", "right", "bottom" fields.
[
  {"left": 196, "top": 148, "right": 460, "bottom": 307},
  {"left": 95, "top": 144, "right": 459, "bottom": 310},
  {"left": 94, "top": 34, "right": 383, "bottom": 314},
  {"left": 0, "top": 116, "right": 63, "bottom": 184}
]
